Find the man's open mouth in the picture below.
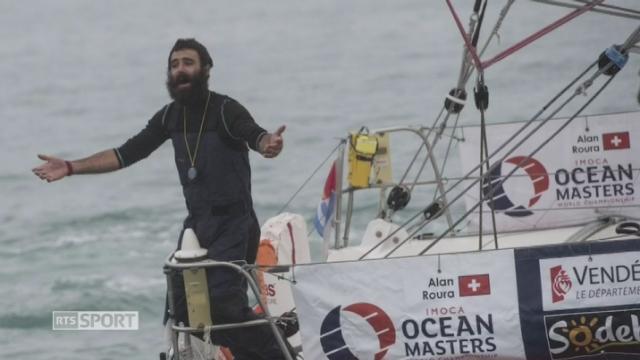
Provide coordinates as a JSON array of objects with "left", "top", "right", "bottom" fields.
[{"left": 175, "top": 75, "right": 191, "bottom": 89}]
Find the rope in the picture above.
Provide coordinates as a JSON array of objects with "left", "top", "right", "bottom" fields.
[
  {"left": 449, "top": 0, "right": 603, "bottom": 71},
  {"left": 478, "top": 120, "right": 485, "bottom": 248},
  {"left": 464, "top": 0, "right": 516, "bottom": 83},
  {"left": 480, "top": 0, "right": 604, "bottom": 70},
  {"left": 277, "top": 141, "right": 342, "bottom": 215},
  {"left": 470, "top": 3, "right": 494, "bottom": 248},
  {"left": 433, "top": 112, "right": 461, "bottom": 203},
  {"left": 409, "top": 66, "right": 606, "bottom": 253},
  {"left": 418, "top": 74, "right": 617, "bottom": 256},
  {"left": 358, "top": 18, "right": 640, "bottom": 260},
  {"left": 621, "top": 25, "right": 640, "bottom": 49},
  {"left": 471, "top": 203, "right": 640, "bottom": 215},
  {"left": 471, "top": 0, "right": 488, "bottom": 48},
  {"left": 455, "top": 11, "right": 478, "bottom": 90},
  {"left": 398, "top": 0, "right": 488, "bottom": 213},
  {"left": 446, "top": 0, "right": 483, "bottom": 71},
  {"left": 479, "top": 0, "right": 515, "bottom": 56},
  {"left": 397, "top": 107, "right": 445, "bottom": 186},
  {"left": 251, "top": 264, "right": 298, "bottom": 284},
  {"left": 532, "top": 0, "right": 640, "bottom": 20},
  {"left": 480, "top": 97, "right": 499, "bottom": 249},
  {"left": 399, "top": 0, "right": 497, "bottom": 218},
  {"left": 574, "top": 0, "right": 640, "bottom": 15},
  {"left": 359, "top": 58, "right": 597, "bottom": 260}
]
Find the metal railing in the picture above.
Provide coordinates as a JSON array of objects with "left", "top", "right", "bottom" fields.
[
  {"left": 163, "top": 254, "right": 294, "bottom": 360},
  {"left": 337, "top": 126, "right": 455, "bottom": 248}
]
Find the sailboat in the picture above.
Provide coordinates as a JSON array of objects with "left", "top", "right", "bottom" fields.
[
  {"left": 164, "top": 1, "right": 640, "bottom": 359},
  {"left": 260, "top": 1, "right": 640, "bottom": 359}
]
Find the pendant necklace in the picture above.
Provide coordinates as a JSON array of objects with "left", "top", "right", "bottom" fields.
[{"left": 183, "top": 91, "right": 211, "bottom": 182}]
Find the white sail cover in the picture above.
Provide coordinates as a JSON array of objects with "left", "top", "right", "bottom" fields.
[
  {"left": 293, "top": 249, "right": 526, "bottom": 359},
  {"left": 291, "top": 239, "right": 640, "bottom": 359},
  {"left": 458, "top": 112, "right": 640, "bottom": 232}
]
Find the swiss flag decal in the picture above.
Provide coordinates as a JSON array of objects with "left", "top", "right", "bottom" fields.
[
  {"left": 602, "top": 132, "right": 630, "bottom": 150},
  {"left": 458, "top": 274, "right": 491, "bottom": 297}
]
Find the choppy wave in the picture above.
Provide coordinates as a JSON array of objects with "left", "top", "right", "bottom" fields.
[
  {"left": 0, "top": 312, "right": 52, "bottom": 330},
  {"left": 0, "top": 206, "right": 179, "bottom": 257},
  {"left": 0, "top": 283, "right": 164, "bottom": 330}
]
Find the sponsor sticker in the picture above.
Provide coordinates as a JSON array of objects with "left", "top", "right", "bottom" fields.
[
  {"left": 540, "top": 252, "right": 640, "bottom": 311},
  {"left": 545, "top": 308, "right": 640, "bottom": 359}
]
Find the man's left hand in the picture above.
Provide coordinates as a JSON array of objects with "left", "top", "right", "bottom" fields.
[{"left": 260, "top": 125, "right": 285, "bottom": 158}]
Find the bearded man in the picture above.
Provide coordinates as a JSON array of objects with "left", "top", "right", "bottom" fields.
[{"left": 33, "top": 38, "right": 292, "bottom": 359}]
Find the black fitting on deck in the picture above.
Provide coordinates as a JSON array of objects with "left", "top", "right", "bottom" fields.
[
  {"left": 387, "top": 186, "right": 411, "bottom": 211},
  {"left": 423, "top": 201, "right": 444, "bottom": 220}
]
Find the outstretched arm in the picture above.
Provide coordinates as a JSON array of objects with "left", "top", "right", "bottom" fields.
[
  {"left": 33, "top": 106, "right": 171, "bottom": 182},
  {"left": 32, "top": 149, "right": 120, "bottom": 182}
]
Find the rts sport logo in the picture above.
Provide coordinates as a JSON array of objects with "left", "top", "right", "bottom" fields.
[
  {"left": 320, "top": 302, "right": 396, "bottom": 360},
  {"left": 483, "top": 156, "right": 550, "bottom": 217},
  {"left": 550, "top": 265, "right": 572, "bottom": 303}
]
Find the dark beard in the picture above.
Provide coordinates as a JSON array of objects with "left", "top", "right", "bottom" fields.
[{"left": 166, "top": 69, "right": 209, "bottom": 105}]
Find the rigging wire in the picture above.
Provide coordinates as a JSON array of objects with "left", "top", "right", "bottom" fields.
[
  {"left": 478, "top": 103, "right": 485, "bottom": 248},
  {"left": 433, "top": 112, "right": 462, "bottom": 202},
  {"left": 481, "top": 0, "right": 604, "bottom": 70},
  {"left": 387, "top": 3, "right": 640, "bottom": 252},
  {"left": 468, "top": 0, "right": 499, "bottom": 248},
  {"left": 396, "top": 107, "right": 446, "bottom": 187},
  {"left": 418, "top": 74, "right": 618, "bottom": 256},
  {"left": 532, "top": 0, "right": 640, "bottom": 20},
  {"left": 477, "top": 0, "right": 516, "bottom": 57},
  {"left": 475, "top": 73, "right": 499, "bottom": 248},
  {"left": 410, "top": 1, "right": 510, "bottom": 222},
  {"left": 447, "top": 0, "right": 604, "bottom": 71},
  {"left": 463, "top": 0, "right": 516, "bottom": 84},
  {"left": 413, "top": 22, "right": 640, "bottom": 252},
  {"left": 276, "top": 141, "right": 342, "bottom": 215},
  {"left": 405, "top": 166, "right": 640, "bottom": 184},
  {"left": 471, "top": 0, "right": 488, "bottom": 48},
  {"left": 360, "top": 5, "right": 639, "bottom": 260},
  {"left": 446, "top": 0, "right": 483, "bottom": 71},
  {"left": 573, "top": 0, "right": 640, "bottom": 15},
  {"left": 359, "top": 24, "right": 634, "bottom": 258},
  {"left": 468, "top": 203, "right": 640, "bottom": 215},
  {"left": 402, "top": 61, "right": 615, "bottom": 256},
  {"left": 393, "top": 0, "right": 489, "bottom": 215},
  {"left": 359, "top": 57, "right": 598, "bottom": 260}
]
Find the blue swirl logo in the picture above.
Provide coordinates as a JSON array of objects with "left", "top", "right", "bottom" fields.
[
  {"left": 483, "top": 156, "right": 550, "bottom": 217},
  {"left": 320, "top": 302, "right": 396, "bottom": 360}
]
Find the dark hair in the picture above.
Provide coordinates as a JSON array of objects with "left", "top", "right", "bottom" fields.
[{"left": 168, "top": 38, "right": 213, "bottom": 70}]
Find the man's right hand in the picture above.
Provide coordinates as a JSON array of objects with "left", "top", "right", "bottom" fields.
[{"left": 32, "top": 154, "right": 70, "bottom": 182}]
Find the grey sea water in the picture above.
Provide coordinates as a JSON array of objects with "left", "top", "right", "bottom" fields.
[{"left": 1, "top": 1, "right": 639, "bottom": 359}]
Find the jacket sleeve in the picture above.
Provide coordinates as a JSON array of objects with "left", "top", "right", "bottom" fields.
[
  {"left": 220, "top": 99, "right": 267, "bottom": 152},
  {"left": 115, "top": 107, "right": 170, "bottom": 167}
]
